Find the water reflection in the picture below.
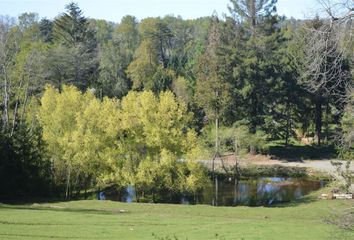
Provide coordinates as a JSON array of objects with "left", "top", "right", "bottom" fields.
[
  {"left": 106, "top": 177, "right": 325, "bottom": 207},
  {"left": 197, "top": 177, "right": 325, "bottom": 206},
  {"left": 124, "top": 185, "right": 135, "bottom": 203}
]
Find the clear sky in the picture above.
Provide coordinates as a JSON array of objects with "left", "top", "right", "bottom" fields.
[{"left": 0, "top": 0, "right": 322, "bottom": 22}]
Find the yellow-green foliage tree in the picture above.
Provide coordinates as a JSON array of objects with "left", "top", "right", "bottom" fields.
[
  {"left": 38, "top": 85, "right": 121, "bottom": 198},
  {"left": 115, "top": 90, "right": 207, "bottom": 198},
  {"left": 38, "top": 85, "right": 207, "bottom": 199}
]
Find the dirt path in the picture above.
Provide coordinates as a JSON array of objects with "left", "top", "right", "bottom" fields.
[
  {"left": 201, "top": 154, "right": 354, "bottom": 174},
  {"left": 252, "top": 159, "right": 354, "bottom": 173}
]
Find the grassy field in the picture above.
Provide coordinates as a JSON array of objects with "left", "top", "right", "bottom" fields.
[{"left": 0, "top": 196, "right": 353, "bottom": 240}]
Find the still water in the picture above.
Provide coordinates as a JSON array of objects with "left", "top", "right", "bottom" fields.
[
  {"left": 106, "top": 177, "right": 326, "bottom": 207},
  {"left": 199, "top": 177, "right": 326, "bottom": 206}
]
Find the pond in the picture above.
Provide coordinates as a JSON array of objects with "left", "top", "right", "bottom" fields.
[
  {"left": 103, "top": 177, "right": 326, "bottom": 207},
  {"left": 199, "top": 177, "right": 326, "bottom": 206}
]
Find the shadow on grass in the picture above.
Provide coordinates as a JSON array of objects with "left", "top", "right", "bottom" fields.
[
  {"left": 0, "top": 233, "right": 96, "bottom": 239},
  {"left": 268, "top": 144, "right": 338, "bottom": 162},
  {"left": 0, "top": 202, "right": 129, "bottom": 216}
]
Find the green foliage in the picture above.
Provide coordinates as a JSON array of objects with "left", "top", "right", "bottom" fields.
[
  {"left": 228, "top": 0, "right": 277, "bottom": 29},
  {"left": 268, "top": 144, "right": 338, "bottom": 161},
  {"left": 50, "top": 2, "right": 98, "bottom": 90},
  {"left": 97, "top": 16, "right": 139, "bottom": 98},
  {"left": 340, "top": 91, "right": 354, "bottom": 159},
  {"left": 332, "top": 91, "right": 354, "bottom": 193},
  {"left": 0, "top": 125, "right": 50, "bottom": 198},
  {"left": 38, "top": 85, "right": 207, "bottom": 197},
  {"left": 171, "top": 76, "right": 192, "bottom": 104},
  {"left": 38, "top": 85, "right": 121, "bottom": 194},
  {"left": 1, "top": 1, "right": 354, "bottom": 199},
  {"left": 53, "top": 2, "right": 96, "bottom": 48},
  {"left": 88, "top": 19, "right": 114, "bottom": 44},
  {"left": 113, "top": 15, "right": 139, "bottom": 49},
  {"left": 98, "top": 41, "right": 131, "bottom": 98},
  {"left": 127, "top": 18, "right": 174, "bottom": 92},
  {"left": 115, "top": 90, "right": 208, "bottom": 195},
  {"left": 202, "top": 124, "right": 267, "bottom": 155},
  {"left": 39, "top": 18, "right": 53, "bottom": 42},
  {"left": 18, "top": 12, "right": 39, "bottom": 32},
  {"left": 331, "top": 160, "right": 353, "bottom": 193},
  {"left": 194, "top": 17, "right": 231, "bottom": 121}
]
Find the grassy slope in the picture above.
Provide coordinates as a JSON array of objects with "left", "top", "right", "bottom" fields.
[{"left": 0, "top": 197, "right": 353, "bottom": 240}]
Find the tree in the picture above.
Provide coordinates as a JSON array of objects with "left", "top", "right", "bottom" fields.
[
  {"left": 98, "top": 41, "right": 131, "bottom": 98},
  {"left": 299, "top": 15, "right": 351, "bottom": 145},
  {"left": 194, "top": 17, "right": 233, "bottom": 205},
  {"left": 112, "top": 90, "right": 206, "bottom": 199},
  {"left": 53, "top": 2, "right": 95, "bottom": 48},
  {"left": 341, "top": 90, "right": 354, "bottom": 159},
  {"left": 195, "top": 17, "right": 231, "bottom": 156},
  {"left": 18, "top": 12, "right": 39, "bottom": 32},
  {"left": 10, "top": 40, "right": 46, "bottom": 135},
  {"left": 38, "top": 85, "right": 84, "bottom": 198},
  {"left": 113, "top": 15, "right": 139, "bottom": 51},
  {"left": 331, "top": 89, "right": 353, "bottom": 193},
  {"left": 228, "top": 0, "right": 277, "bottom": 35},
  {"left": 38, "top": 85, "right": 123, "bottom": 198},
  {"left": 88, "top": 19, "right": 114, "bottom": 44},
  {"left": 0, "top": 124, "right": 50, "bottom": 198},
  {"left": 51, "top": 2, "right": 98, "bottom": 90},
  {"left": 97, "top": 16, "right": 139, "bottom": 98},
  {"left": 228, "top": 1, "right": 287, "bottom": 138},
  {"left": 39, "top": 18, "right": 53, "bottom": 43},
  {"left": 127, "top": 18, "right": 176, "bottom": 93},
  {"left": 38, "top": 85, "right": 206, "bottom": 198},
  {"left": 261, "top": 20, "right": 306, "bottom": 145},
  {"left": 0, "top": 16, "right": 21, "bottom": 131}
]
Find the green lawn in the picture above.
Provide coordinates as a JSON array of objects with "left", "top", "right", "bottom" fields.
[{"left": 0, "top": 197, "right": 353, "bottom": 240}]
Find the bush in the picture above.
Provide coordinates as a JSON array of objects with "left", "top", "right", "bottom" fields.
[{"left": 0, "top": 126, "right": 50, "bottom": 198}]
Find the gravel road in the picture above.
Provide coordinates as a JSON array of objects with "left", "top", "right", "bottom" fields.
[{"left": 274, "top": 160, "right": 354, "bottom": 173}]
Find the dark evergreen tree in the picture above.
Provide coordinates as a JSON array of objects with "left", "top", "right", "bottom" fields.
[
  {"left": 39, "top": 18, "right": 53, "bottom": 43},
  {"left": 48, "top": 2, "right": 98, "bottom": 90}
]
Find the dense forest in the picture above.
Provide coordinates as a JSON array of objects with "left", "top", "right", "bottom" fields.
[{"left": 0, "top": 0, "right": 353, "bottom": 199}]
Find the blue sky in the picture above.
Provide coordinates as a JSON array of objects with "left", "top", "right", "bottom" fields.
[{"left": 0, "top": 0, "right": 321, "bottom": 22}]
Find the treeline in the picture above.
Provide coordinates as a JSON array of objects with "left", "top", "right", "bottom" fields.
[{"left": 0, "top": 0, "right": 353, "bottom": 198}]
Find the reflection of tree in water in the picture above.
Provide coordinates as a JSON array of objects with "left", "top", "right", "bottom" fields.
[{"left": 115, "top": 178, "right": 325, "bottom": 206}]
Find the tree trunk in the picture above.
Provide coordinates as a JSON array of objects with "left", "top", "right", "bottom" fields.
[
  {"left": 212, "top": 116, "right": 219, "bottom": 206},
  {"left": 324, "top": 100, "right": 330, "bottom": 143},
  {"left": 233, "top": 137, "right": 240, "bottom": 180},
  {"left": 11, "top": 99, "right": 20, "bottom": 136},
  {"left": 10, "top": 75, "right": 25, "bottom": 136},
  {"left": 314, "top": 98, "right": 322, "bottom": 146},
  {"left": 2, "top": 70, "right": 9, "bottom": 130},
  {"left": 285, "top": 100, "right": 290, "bottom": 146},
  {"left": 65, "top": 165, "right": 71, "bottom": 199},
  {"left": 215, "top": 175, "right": 218, "bottom": 206},
  {"left": 19, "top": 81, "right": 30, "bottom": 125},
  {"left": 215, "top": 117, "right": 219, "bottom": 155},
  {"left": 249, "top": 0, "right": 257, "bottom": 36},
  {"left": 250, "top": 94, "right": 258, "bottom": 134},
  {"left": 234, "top": 177, "right": 239, "bottom": 205}
]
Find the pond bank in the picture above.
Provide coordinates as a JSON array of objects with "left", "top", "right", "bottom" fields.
[
  {"left": 199, "top": 153, "right": 343, "bottom": 179},
  {"left": 212, "top": 164, "right": 309, "bottom": 179}
]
